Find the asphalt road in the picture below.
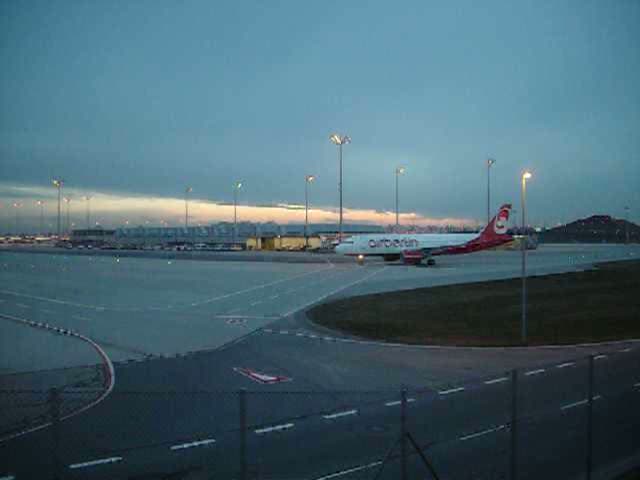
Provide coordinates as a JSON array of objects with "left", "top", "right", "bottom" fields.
[{"left": 1, "top": 244, "right": 639, "bottom": 479}]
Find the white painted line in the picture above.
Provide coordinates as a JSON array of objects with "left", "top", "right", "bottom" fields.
[
  {"left": 484, "top": 377, "right": 509, "bottom": 385},
  {"left": 438, "top": 387, "right": 465, "bottom": 395},
  {"left": 594, "top": 354, "right": 608, "bottom": 360},
  {"left": 170, "top": 438, "right": 216, "bottom": 451},
  {"left": 255, "top": 423, "right": 294, "bottom": 434},
  {"left": 460, "top": 424, "right": 505, "bottom": 441},
  {"left": 15, "top": 303, "right": 30, "bottom": 309},
  {"left": 72, "top": 315, "right": 91, "bottom": 322},
  {"left": 557, "top": 362, "right": 575, "bottom": 369},
  {"left": 525, "top": 369, "right": 546, "bottom": 376},
  {"left": 384, "top": 398, "right": 416, "bottom": 407},
  {"left": 619, "top": 348, "right": 632, "bottom": 353},
  {"left": 322, "top": 409, "right": 357, "bottom": 419},
  {"left": 0, "top": 475, "right": 15, "bottom": 480},
  {"left": 561, "top": 396, "right": 602, "bottom": 410},
  {"left": 280, "top": 330, "right": 289, "bottom": 334},
  {"left": 40, "top": 308, "right": 55, "bottom": 314},
  {"left": 69, "top": 456, "right": 122, "bottom": 469},
  {"left": 268, "top": 294, "right": 280, "bottom": 300},
  {"left": 634, "top": 382, "right": 640, "bottom": 388},
  {"left": 313, "top": 461, "right": 383, "bottom": 480}
]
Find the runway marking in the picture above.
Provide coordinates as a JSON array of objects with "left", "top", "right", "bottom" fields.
[
  {"left": 322, "top": 409, "right": 358, "bottom": 419},
  {"left": 268, "top": 294, "right": 280, "bottom": 300},
  {"left": 255, "top": 423, "right": 294, "bottom": 434},
  {"left": 460, "top": 424, "right": 506, "bottom": 441},
  {"left": 72, "top": 315, "right": 91, "bottom": 322},
  {"left": 282, "top": 266, "right": 388, "bottom": 318},
  {"left": 249, "top": 300, "right": 263, "bottom": 307},
  {"left": 525, "top": 369, "right": 545, "bottom": 376},
  {"left": 170, "top": 438, "right": 216, "bottom": 451},
  {"left": 557, "top": 362, "right": 575, "bottom": 369},
  {"left": 594, "top": 354, "right": 608, "bottom": 360},
  {"left": 619, "top": 348, "right": 632, "bottom": 353},
  {"left": 438, "top": 387, "right": 465, "bottom": 395},
  {"left": 484, "top": 377, "right": 509, "bottom": 385},
  {"left": 0, "top": 475, "right": 15, "bottom": 480},
  {"left": 633, "top": 382, "right": 640, "bottom": 389},
  {"left": 215, "top": 314, "right": 281, "bottom": 320},
  {"left": 15, "top": 303, "right": 30, "bottom": 309},
  {"left": 561, "top": 396, "right": 602, "bottom": 410},
  {"left": 313, "top": 461, "right": 383, "bottom": 480},
  {"left": 69, "top": 456, "right": 122, "bottom": 469},
  {"left": 384, "top": 398, "right": 415, "bottom": 407},
  {"left": 234, "top": 367, "right": 291, "bottom": 384}
]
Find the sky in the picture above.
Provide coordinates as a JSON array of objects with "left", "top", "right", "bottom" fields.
[{"left": 1, "top": 0, "right": 639, "bottom": 232}]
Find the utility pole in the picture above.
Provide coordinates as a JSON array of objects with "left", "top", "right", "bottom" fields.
[
  {"left": 521, "top": 171, "right": 532, "bottom": 344},
  {"left": 487, "top": 158, "right": 496, "bottom": 225}
]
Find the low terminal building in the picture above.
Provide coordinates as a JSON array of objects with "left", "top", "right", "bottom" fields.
[{"left": 71, "top": 222, "right": 385, "bottom": 250}]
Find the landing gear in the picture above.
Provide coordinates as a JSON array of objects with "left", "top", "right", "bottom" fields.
[{"left": 426, "top": 257, "right": 436, "bottom": 267}]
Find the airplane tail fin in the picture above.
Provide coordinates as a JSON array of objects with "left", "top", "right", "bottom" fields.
[{"left": 478, "top": 204, "right": 512, "bottom": 241}]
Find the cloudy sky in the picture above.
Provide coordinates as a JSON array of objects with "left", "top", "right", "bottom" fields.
[{"left": 1, "top": 0, "right": 639, "bottom": 231}]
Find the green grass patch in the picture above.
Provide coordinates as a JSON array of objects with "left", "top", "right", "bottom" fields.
[{"left": 308, "top": 261, "right": 640, "bottom": 347}]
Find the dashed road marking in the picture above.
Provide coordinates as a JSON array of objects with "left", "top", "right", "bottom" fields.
[
  {"left": 15, "top": 303, "right": 30, "bottom": 309},
  {"left": 72, "top": 315, "right": 91, "bottom": 322},
  {"left": 250, "top": 300, "right": 263, "bottom": 307},
  {"left": 594, "top": 354, "right": 608, "bottom": 360},
  {"left": 384, "top": 398, "right": 415, "bottom": 407},
  {"left": 268, "top": 294, "right": 280, "bottom": 300},
  {"left": 170, "top": 438, "right": 216, "bottom": 451},
  {"left": 69, "top": 457, "right": 122, "bottom": 469},
  {"left": 313, "top": 461, "right": 383, "bottom": 480},
  {"left": 438, "top": 387, "right": 465, "bottom": 395},
  {"left": 561, "top": 396, "right": 602, "bottom": 411},
  {"left": 255, "top": 423, "right": 294, "bottom": 434},
  {"left": 322, "top": 409, "right": 357, "bottom": 420},
  {"left": 525, "top": 369, "right": 545, "bottom": 376},
  {"left": 619, "top": 348, "right": 632, "bottom": 353},
  {"left": 460, "top": 424, "right": 506, "bottom": 441},
  {"left": 557, "top": 362, "right": 575, "bottom": 369},
  {"left": 484, "top": 377, "right": 509, "bottom": 385},
  {"left": 633, "top": 382, "right": 640, "bottom": 389}
]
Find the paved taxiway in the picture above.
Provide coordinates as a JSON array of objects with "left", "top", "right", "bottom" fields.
[{"left": 1, "top": 244, "right": 639, "bottom": 479}]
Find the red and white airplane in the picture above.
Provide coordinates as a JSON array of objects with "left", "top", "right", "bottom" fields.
[{"left": 334, "top": 204, "right": 514, "bottom": 266}]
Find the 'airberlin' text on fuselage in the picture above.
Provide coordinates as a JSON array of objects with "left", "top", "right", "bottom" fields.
[{"left": 368, "top": 238, "right": 419, "bottom": 249}]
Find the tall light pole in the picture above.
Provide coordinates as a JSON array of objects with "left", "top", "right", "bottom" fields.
[
  {"left": 395, "top": 166, "right": 405, "bottom": 230},
  {"left": 624, "top": 206, "right": 630, "bottom": 244},
  {"left": 83, "top": 196, "right": 92, "bottom": 229},
  {"left": 233, "top": 182, "right": 242, "bottom": 244},
  {"left": 12, "top": 202, "right": 21, "bottom": 235},
  {"left": 185, "top": 187, "right": 192, "bottom": 229},
  {"left": 63, "top": 196, "right": 72, "bottom": 236},
  {"left": 305, "top": 175, "right": 316, "bottom": 248},
  {"left": 521, "top": 171, "right": 533, "bottom": 344},
  {"left": 36, "top": 200, "right": 45, "bottom": 235},
  {"left": 329, "top": 133, "right": 351, "bottom": 242},
  {"left": 52, "top": 179, "right": 63, "bottom": 237},
  {"left": 487, "top": 158, "right": 496, "bottom": 225}
]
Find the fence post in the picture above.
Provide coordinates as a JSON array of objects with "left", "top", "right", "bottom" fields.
[
  {"left": 586, "top": 355, "right": 594, "bottom": 480},
  {"left": 510, "top": 369, "right": 518, "bottom": 480},
  {"left": 239, "top": 388, "right": 248, "bottom": 480},
  {"left": 49, "top": 387, "right": 62, "bottom": 480},
  {"left": 401, "top": 387, "right": 408, "bottom": 480}
]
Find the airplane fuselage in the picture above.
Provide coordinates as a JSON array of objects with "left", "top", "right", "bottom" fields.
[{"left": 335, "top": 233, "right": 477, "bottom": 258}]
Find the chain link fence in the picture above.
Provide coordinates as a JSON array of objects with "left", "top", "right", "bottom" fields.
[{"left": 1, "top": 348, "right": 639, "bottom": 480}]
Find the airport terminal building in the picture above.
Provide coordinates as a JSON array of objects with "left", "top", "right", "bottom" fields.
[{"left": 70, "top": 222, "right": 385, "bottom": 250}]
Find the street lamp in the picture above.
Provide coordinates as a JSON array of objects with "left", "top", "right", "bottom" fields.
[
  {"left": 395, "top": 166, "right": 406, "bottom": 229},
  {"left": 487, "top": 158, "right": 496, "bottom": 226},
  {"left": 63, "top": 196, "right": 72, "bottom": 236},
  {"left": 329, "top": 133, "right": 351, "bottom": 242},
  {"left": 83, "top": 196, "right": 92, "bottom": 230},
  {"left": 52, "top": 179, "right": 63, "bottom": 237},
  {"left": 521, "top": 170, "right": 533, "bottom": 344},
  {"left": 36, "top": 200, "right": 45, "bottom": 235},
  {"left": 233, "top": 182, "right": 243, "bottom": 244},
  {"left": 185, "top": 187, "right": 193, "bottom": 229},
  {"left": 12, "top": 202, "right": 21, "bottom": 235},
  {"left": 305, "top": 175, "right": 316, "bottom": 248}
]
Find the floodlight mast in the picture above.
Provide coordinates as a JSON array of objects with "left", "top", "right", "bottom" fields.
[
  {"left": 305, "top": 175, "right": 316, "bottom": 248},
  {"left": 329, "top": 134, "right": 351, "bottom": 242}
]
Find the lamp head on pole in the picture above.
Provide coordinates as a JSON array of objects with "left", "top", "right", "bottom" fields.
[
  {"left": 233, "top": 182, "right": 243, "bottom": 190},
  {"left": 305, "top": 175, "right": 316, "bottom": 183},
  {"left": 329, "top": 134, "right": 351, "bottom": 146},
  {"left": 487, "top": 158, "right": 496, "bottom": 167},
  {"left": 52, "top": 179, "right": 63, "bottom": 188},
  {"left": 186, "top": 187, "right": 192, "bottom": 194},
  {"left": 396, "top": 166, "right": 406, "bottom": 175},
  {"left": 36, "top": 200, "right": 44, "bottom": 206},
  {"left": 522, "top": 171, "right": 532, "bottom": 181}
]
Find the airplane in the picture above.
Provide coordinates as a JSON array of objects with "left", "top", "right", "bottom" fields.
[{"left": 334, "top": 204, "right": 514, "bottom": 266}]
